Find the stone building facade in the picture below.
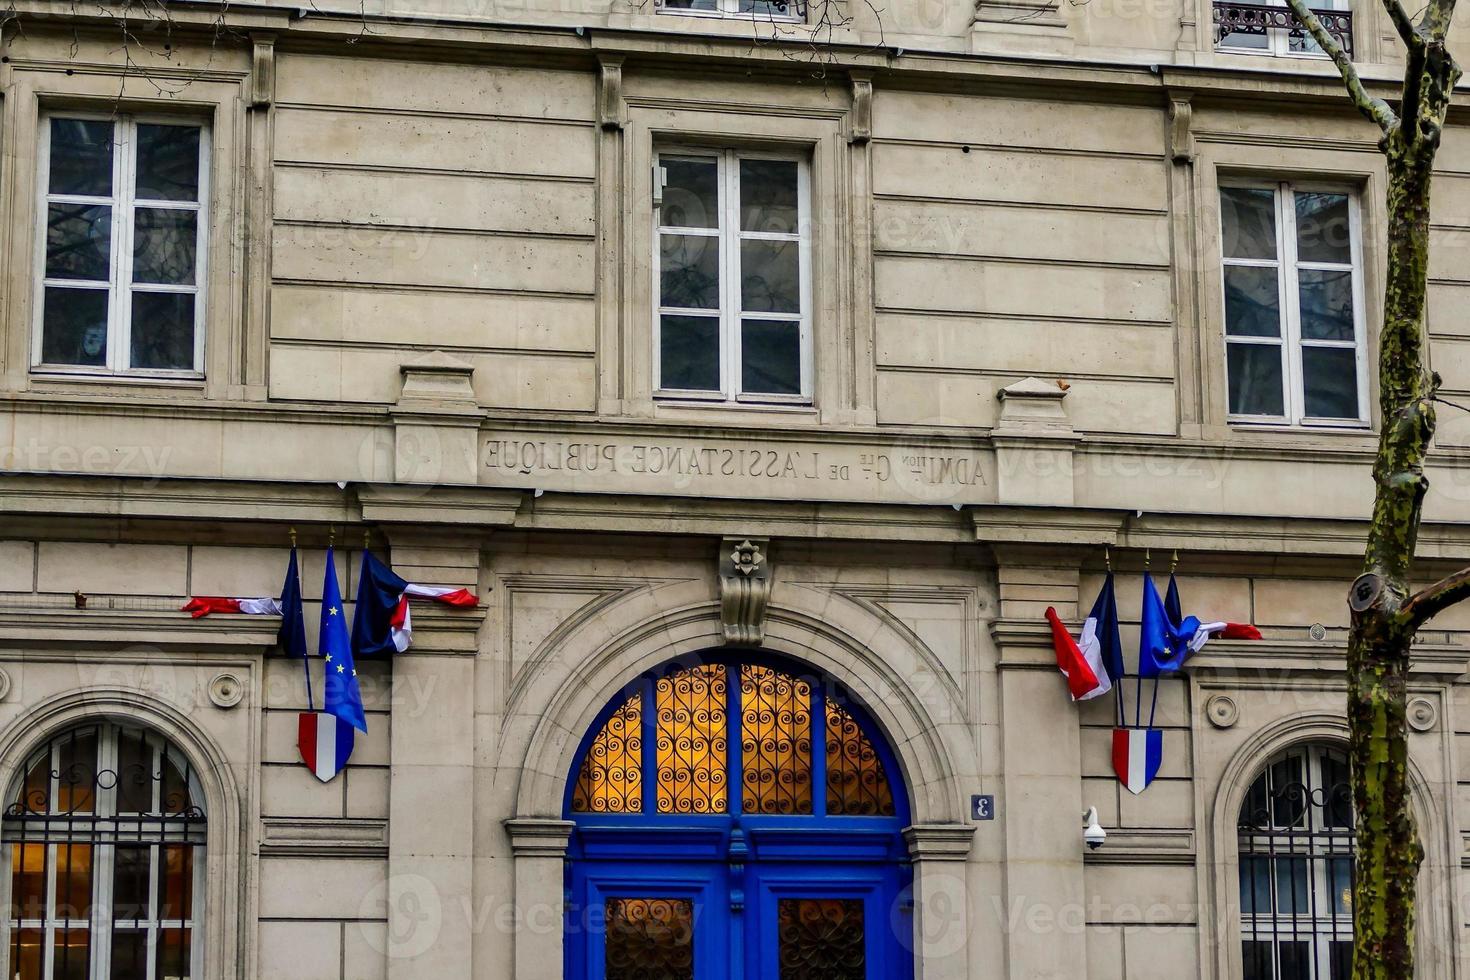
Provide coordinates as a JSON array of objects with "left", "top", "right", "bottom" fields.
[{"left": 0, "top": 0, "right": 1468, "bottom": 977}]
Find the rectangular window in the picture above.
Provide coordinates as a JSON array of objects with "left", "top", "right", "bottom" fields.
[
  {"left": 656, "top": 0, "right": 803, "bottom": 20},
  {"left": 35, "top": 114, "right": 208, "bottom": 377},
  {"left": 1219, "top": 182, "right": 1367, "bottom": 427},
  {"left": 655, "top": 149, "right": 811, "bottom": 405}
]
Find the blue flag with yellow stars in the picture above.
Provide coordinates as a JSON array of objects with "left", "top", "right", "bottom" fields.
[{"left": 319, "top": 547, "right": 367, "bottom": 733}]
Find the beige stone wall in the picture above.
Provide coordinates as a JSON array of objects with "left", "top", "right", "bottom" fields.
[{"left": 0, "top": 3, "right": 1467, "bottom": 979}]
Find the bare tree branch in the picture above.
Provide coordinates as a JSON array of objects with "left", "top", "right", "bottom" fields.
[
  {"left": 1284, "top": 0, "right": 1398, "bottom": 133},
  {"left": 1400, "top": 565, "right": 1470, "bottom": 628}
]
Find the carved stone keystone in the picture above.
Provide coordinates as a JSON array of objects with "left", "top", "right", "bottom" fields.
[
  {"left": 992, "top": 377, "right": 1077, "bottom": 507},
  {"left": 719, "top": 537, "right": 771, "bottom": 646}
]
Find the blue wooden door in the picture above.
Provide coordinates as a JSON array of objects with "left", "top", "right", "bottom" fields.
[{"left": 564, "top": 654, "right": 915, "bottom": 980}]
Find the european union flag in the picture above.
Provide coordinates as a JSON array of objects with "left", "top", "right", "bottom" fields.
[
  {"left": 1140, "top": 574, "right": 1202, "bottom": 677},
  {"left": 276, "top": 547, "right": 308, "bottom": 659},
  {"left": 320, "top": 547, "right": 367, "bottom": 733}
]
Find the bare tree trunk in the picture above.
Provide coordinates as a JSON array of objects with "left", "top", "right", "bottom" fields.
[{"left": 1275, "top": 4, "right": 1461, "bottom": 974}]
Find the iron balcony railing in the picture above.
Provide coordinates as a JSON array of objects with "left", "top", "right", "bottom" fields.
[{"left": 1214, "top": 0, "right": 1354, "bottom": 55}]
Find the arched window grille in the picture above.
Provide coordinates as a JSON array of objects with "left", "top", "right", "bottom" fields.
[
  {"left": 1237, "top": 742, "right": 1354, "bottom": 980},
  {"left": 571, "top": 659, "right": 896, "bottom": 819},
  {"left": 2, "top": 722, "right": 206, "bottom": 980}
]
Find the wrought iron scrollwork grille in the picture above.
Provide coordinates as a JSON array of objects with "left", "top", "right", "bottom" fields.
[
  {"left": 1213, "top": 1, "right": 1354, "bottom": 56},
  {"left": 1237, "top": 743, "right": 1354, "bottom": 980},
  {"left": 3, "top": 723, "right": 206, "bottom": 980}
]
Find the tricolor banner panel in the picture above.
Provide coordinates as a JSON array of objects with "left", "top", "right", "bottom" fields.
[
  {"left": 298, "top": 711, "right": 355, "bottom": 783},
  {"left": 1112, "top": 727, "right": 1163, "bottom": 795}
]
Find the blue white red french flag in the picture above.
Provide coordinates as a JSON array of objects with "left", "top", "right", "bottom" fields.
[
  {"left": 1112, "top": 727, "right": 1163, "bottom": 795},
  {"left": 352, "top": 550, "right": 478, "bottom": 658},
  {"left": 298, "top": 711, "right": 355, "bottom": 783}
]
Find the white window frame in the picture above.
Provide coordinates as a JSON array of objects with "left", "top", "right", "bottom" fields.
[
  {"left": 32, "top": 111, "right": 210, "bottom": 378},
  {"left": 653, "top": 147, "right": 813, "bottom": 406},
  {"left": 1214, "top": 0, "right": 1347, "bottom": 56},
  {"left": 654, "top": 0, "right": 803, "bottom": 21},
  {"left": 1, "top": 723, "right": 207, "bottom": 980},
  {"left": 1219, "top": 180, "right": 1369, "bottom": 428}
]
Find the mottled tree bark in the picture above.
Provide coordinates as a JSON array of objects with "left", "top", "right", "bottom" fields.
[{"left": 1278, "top": 2, "right": 1460, "bottom": 975}]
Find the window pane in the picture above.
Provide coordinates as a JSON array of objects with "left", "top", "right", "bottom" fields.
[
  {"left": 1270, "top": 754, "right": 1305, "bottom": 827},
  {"left": 49, "top": 119, "right": 114, "bottom": 197},
  {"left": 1299, "top": 269, "right": 1355, "bottom": 341},
  {"left": 159, "top": 845, "right": 194, "bottom": 920},
  {"left": 660, "top": 0, "right": 719, "bottom": 9},
  {"left": 46, "top": 203, "right": 112, "bottom": 281},
  {"left": 660, "top": 158, "right": 718, "bottom": 229},
  {"left": 740, "top": 0, "right": 800, "bottom": 13},
  {"left": 1220, "top": 188, "right": 1277, "bottom": 260},
  {"left": 1239, "top": 855, "right": 1273, "bottom": 915},
  {"left": 1241, "top": 941, "right": 1272, "bottom": 980},
  {"left": 740, "top": 319, "right": 801, "bottom": 396},
  {"left": 1224, "top": 265, "right": 1281, "bottom": 338},
  {"left": 740, "top": 240, "right": 800, "bottom": 314},
  {"left": 133, "top": 208, "right": 198, "bottom": 285},
  {"left": 654, "top": 664, "right": 728, "bottom": 815},
  {"left": 778, "top": 899, "right": 865, "bottom": 980},
  {"left": 740, "top": 159, "right": 799, "bottom": 234},
  {"left": 1219, "top": 29, "right": 1270, "bottom": 51},
  {"left": 1295, "top": 192, "right": 1352, "bottom": 264},
  {"left": 41, "top": 287, "right": 109, "bottom": 366},
  {"left": 1323, "top": 753, "right": 1354, "bottom": 829},
  {"left": 130, "top": 292, "right": 197, "bottom": 371},
  {"left": 1303, "top": 346, "right": 1360, "bottom": 419},
  {"left": 156, "top": 926, "right": 191, "bottom": 980},
  {"left": 1227, "top": 343, "right": 1285, "bottom": 417},
  {"left": 10, "top": 844, "right": 47, "bottom": 919},
  {"left": 112, "top": 846, "right": 152, "bottom": 921},
  {"left": 136, "top": 124, "right": 201, "bottom": 203},
  {"left": 161, "top": 752, "right": 192, "bottom": 815},
  {"left": 1273, "top": 857, "right": 1309, "bottom": 915},
  {"left": 1331, "top": 857, "right": 1354, "bottom": 915},
  {"left": 11, "top": 927, "right": 43, "bottom": 980},
  {"left": 116, "top": 730, "right": 154, "bottom": 813},
  {"left": 1278, "top": 941, "right": 1310, "bottom": 980},
  {"left": 55, "top": 730, "right": 97, "bottom": 814},
  {"left": 1330, "top": 940, "right": 1353, "bottom": 980},
  {"left": 739, "top": 664, "right": 813, "bottom": 815},
  {"left": 111, "top": 929, "right": 147, "bottom": 980},
  {"left": 825, "top": 699, "right": 896, "bottom": 816},
  {"left": 572, "top": 693, "right": 643, "bottom": 814},
  {"left": 659, "top": 315, "right": 720, "bottom": 392},
  {"left": 53, "top": 929, "right": 90, "bottom": 980},
  {"left": 54, "top": 843, "right": 93, "bottom": 920},
  {"left": 604, "top": 898, "right": 694, "bottom": 980},
  {"left": 660, "top": 234, "right": 719, "bottom": 310}
]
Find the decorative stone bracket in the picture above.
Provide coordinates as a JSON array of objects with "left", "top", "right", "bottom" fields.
[
  {"left": 391, "top": 351, "right": 483, "bottom": 486},
  {"left": 719, "top": 537, "right": 771, "bottom": 646}
]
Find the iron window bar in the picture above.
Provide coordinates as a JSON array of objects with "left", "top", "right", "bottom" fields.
[{"left": 1214, "top": 0, "right": 1354, "bottom": 55}]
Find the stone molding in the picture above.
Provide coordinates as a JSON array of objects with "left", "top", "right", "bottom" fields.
[
  {"left": 260, "top": 817, "right": 390, "bottom": 857},
  {"left": 903, "top": 824, "right": 976, "bottom": 862},
  {"left": 505, "top": 818, "right": 575, "bottom": 858},
  {"left": 0, "top": 608, "right": 277, "bottom": 651},
  {"left": 1084, "top": 828, "right": 1195, "bottom": 865}
]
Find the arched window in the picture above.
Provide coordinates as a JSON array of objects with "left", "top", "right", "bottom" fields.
[
  {"left": 2, "top": 722, "right": 206, "bottom": 980},
  {"left": 1237, "top": 742, "right": 1354, "bottom": 980},
  {"left": 565, "top": 655, "right": 909, "bottom": 980}
]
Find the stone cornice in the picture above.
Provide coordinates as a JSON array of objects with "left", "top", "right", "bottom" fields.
[
  {"left": 0, "top": 607, "right": 278, "bottom": 651},
  {"left": 1084, "top": 828, "right": 1195, "bottom": 865},
  {"left": 261, "top": 817, "right": 390, "bottom": 858},
  {"left": 903, "top": 824, "right": 976, "bottom": 861},
  {"left": 504, "top": 818, "right": 576, "bottom": 858}
]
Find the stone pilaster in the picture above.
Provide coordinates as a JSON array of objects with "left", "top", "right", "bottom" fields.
[
  {"left": 505, "top": 819, "right": 575, "bottom": 980},
  {"left": 905, "top": 825, "right": 977, "bottom": 980}
]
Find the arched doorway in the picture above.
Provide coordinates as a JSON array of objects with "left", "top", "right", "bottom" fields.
[{"left": 563, "top": 652, "right": 913, "bottom": 980}]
